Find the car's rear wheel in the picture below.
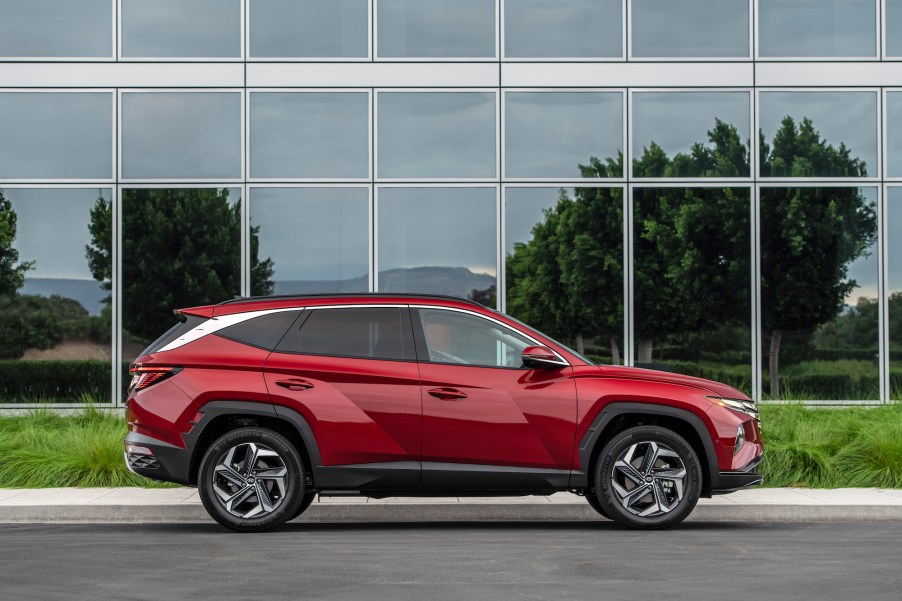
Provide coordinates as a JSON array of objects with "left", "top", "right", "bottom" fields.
[
  {"left": 595, "top": 425, "right": 701, "bottom": 529},
  {"left": 198, "top": 427, "right": 304, "bottom": 532}
]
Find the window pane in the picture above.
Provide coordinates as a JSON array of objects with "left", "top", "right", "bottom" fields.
[
  {"left": 0, "top": 0, "right": 111, "bottom": 58},
  {"left": 122, "top": 93, "right": 241, "bottom": 180},
  {"left": 504, "top": 0, "right": 622, "bottom": 58},
  {"left": 250, "top": 0, "right": 368, "bottom": 58},
  {"left": 759, "top": 0, "right": 876, "bottom": 58},
  {"left": 631, "top": 0, "right": 749, "bottom": 58},
  {"left": 251, "top": 187, "right": 369, "bottom": 294},
  {"left": 378, "top": 92, "right": 496, "bottom": 179},
  {"left": 759, "top": 92, "right": 877, "bottom": 178},
  {"left": 377, "top": 0, "right": 496, "bottom": 58},
  {"left": 377, "top": 187, "right": 497, "bottom": 305},
  {"left": 761, "top": 187, "right": 879, "bottom": 401},
  {"left": 0, "top": 93, "right": 112, "bottom": 180},
  {"left": 504, "top": 187, "right": 624, "bottom": 364},
  {"left": 1, "top": 188, "right": 112, "bottom": 403},
  {"left": 633, "top": 187, "right": 751, "bottom": 394},
  {"left": 122, "top": 188, "right": 242, "bottom": 363},
  {"left": 888, "top": 92, "right": 902, "bottom": 178},
  {"left": 419, "top": 308, "right": 531, "bottom": 368},
  {"left": 889, "top": 0, "right": 902, "bottom": 57},
  {"left": 505, "top": 92, "right": 622, "bottom": 179},
  {"left": 297, "top": 308, "right": 411, "bottom": 361},
  {"left": 250, "top": 92, "right": 369, "bottom": 179},
  {"left": 632, "top": 92, "right": 750, "bottom": 178},
  {"left": 217, "top": 311, "right": 302, "bottom": 351},
  {"left": 890, "top": 188, "right": 902, "bottom": 400},
  {"left": 122, "top": 0, "right": 241, "bottom": 58}
]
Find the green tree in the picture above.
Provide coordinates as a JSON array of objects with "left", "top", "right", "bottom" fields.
[
  {"left": 633, "top": 119, "right": 750, "bottom": 178},
  {"left": 86, "top": 189, "right": 275, "bottom": 342},
  {"left": 0, "top": 190, "right": 33, "bottom": 295}
]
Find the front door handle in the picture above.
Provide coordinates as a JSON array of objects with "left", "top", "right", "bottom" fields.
[
  {"left": 428, "top": 387, "right": 467, "bottom": 401},
  {"left": 275, "top": 378, "right": 314, "bottom": 391}
]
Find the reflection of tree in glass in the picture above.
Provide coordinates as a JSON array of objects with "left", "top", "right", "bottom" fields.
[
  {"left": 633, "top": 119, "right": 749, "bottom": 178},
  {"left": 761, "top": 116, "right": 867, "bottom": 177},
  {"left": 0, "top": 190, "right": 33, "bottom": 295},
  {"left": 86, "top": 189, "right": 275, "bottom": 342}
]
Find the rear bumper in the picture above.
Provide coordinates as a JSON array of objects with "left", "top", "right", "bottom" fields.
[
  {"left": 711, "top": 455, "right": 764, "bottom": 494},
  {"left": 124, "top": 431, "right": 192, "bottom": 485}
]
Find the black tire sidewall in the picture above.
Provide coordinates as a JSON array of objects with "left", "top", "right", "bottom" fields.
[
  {"left": 198, "top": 427, "right": 305, "bottom": 532},
  {"left": 290, "top": 492, "right": 316, "bottom": 521},
  {"left": 595, "top": 425, "right": 702, "bottom": 529}
]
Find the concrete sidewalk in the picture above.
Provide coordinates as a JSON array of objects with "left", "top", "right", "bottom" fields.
[{"left": 2, "top": 487, "right": 902, "bottom": 524}]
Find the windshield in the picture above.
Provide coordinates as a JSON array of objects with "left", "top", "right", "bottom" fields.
[{"left": 495, "top": 311, "right": 596, "bottom": 366}]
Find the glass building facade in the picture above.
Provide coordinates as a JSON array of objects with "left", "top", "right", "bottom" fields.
[{"left": 0, "top": 0, "right": 899, "bottom": 406}]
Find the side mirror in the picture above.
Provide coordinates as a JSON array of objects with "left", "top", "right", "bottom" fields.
[{"left": 521, "top": 345, "right": 568, "bottom": 370}]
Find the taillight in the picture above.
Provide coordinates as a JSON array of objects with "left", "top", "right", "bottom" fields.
[{"left": 128, "top": 365, "right": 181, "bottom": 394}]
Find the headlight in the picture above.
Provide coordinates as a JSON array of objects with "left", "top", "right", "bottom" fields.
[
  {"left": 734, "top": 424, "right": 746, "bottom": 455},
  {"left": 707, "top": 396, "right": 759, "bottom": 423}
]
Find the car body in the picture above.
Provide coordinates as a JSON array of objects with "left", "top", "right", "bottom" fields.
[{"left": 125, "top": 293, "right": 763, "bottom": 531}]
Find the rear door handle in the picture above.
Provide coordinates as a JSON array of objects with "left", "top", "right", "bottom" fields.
[
  {"left": 427, "top": 387, "right": 467, "bottom": 401},
  {"left": 275, "top": 378, "right": 314, "bottom": 391}
]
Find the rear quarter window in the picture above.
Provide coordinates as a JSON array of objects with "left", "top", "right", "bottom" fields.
[{"left": 215, "top": 310, "right": 303, "bottom": 350}]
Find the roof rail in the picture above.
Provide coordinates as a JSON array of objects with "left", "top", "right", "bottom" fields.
[{"left": 217, "top": 292, "right": 487, "bottom": 308}]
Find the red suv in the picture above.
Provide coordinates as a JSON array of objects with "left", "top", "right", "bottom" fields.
[{"left": 125, "top": 294, "right": 763, "bottom": 531}]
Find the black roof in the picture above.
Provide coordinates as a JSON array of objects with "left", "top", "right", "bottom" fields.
[{"left": 217, "top": 292, "right": 486, "bottom": 308}]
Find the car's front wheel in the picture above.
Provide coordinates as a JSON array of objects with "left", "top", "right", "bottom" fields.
[
  {"left": 198, "top": 427, "right": 305, "bottom": 532},
  {"left": 594, "top": 425, "right": 702, "bottom": 529}
]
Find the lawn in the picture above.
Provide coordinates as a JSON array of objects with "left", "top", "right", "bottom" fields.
[{"left": 0, "top": 403, "right": 900, "bottom": 489}]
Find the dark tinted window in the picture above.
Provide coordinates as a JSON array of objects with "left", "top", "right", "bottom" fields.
[
  {"left": 217, "top": 310, "right": 302, "bottom": 350},
  {"left": 293, "top": 307, "right": 413, "bottom": 361}
]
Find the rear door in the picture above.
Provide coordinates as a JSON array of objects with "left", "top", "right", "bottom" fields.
[{"left": 263, "top": 306, "right": 422, "bottom": 490}]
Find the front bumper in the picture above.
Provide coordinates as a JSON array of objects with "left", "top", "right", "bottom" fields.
[
  {"left": 124, "top": 431, "right": 192, "bottom": 485},
  {"left": 711, "top": 455, "right": 764, "bottom": 494}
]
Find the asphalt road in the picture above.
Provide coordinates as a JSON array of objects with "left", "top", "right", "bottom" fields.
[{"left": 1, "top": 521, "right": 899, "bottom": 601}]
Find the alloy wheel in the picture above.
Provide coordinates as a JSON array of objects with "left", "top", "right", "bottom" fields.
[
  {"left": 610, "top": 441, "right": 687, "bottom": 517},
  {"left": 212, "top": 442, "right": 288, "bottom": 519}
]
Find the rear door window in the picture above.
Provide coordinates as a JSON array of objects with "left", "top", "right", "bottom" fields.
[{"left": 281, "top": 307, "right": 415, "bottom": 361}]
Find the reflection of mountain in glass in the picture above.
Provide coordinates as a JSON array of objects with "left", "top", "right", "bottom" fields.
[{"left": 21, "top": 278, "right": 106, "bottom": 316}]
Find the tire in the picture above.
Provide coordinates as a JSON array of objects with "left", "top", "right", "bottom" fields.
[
  {"left": 289, "top": 492, "right": 316, "bottom": 521},
  {"left": 198, "top": 427, "right": 305, "bottom": 532},
  {"left": 585, "top": 492, "right": 611, "bottom": 519},
  {"left": 594, "top": 425, "right": 702, "bottom": 529}
]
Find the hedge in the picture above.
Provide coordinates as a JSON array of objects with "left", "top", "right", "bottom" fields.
[{"left": 0, "top": 360, "right": 112, "bottom": 403}]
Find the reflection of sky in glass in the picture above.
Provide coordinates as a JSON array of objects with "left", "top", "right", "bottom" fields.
[
  {"left": 122, "top": 0, "right": 240, "bottom": 58},
  {"left": 378, "top": 187, "right": 496, "bottom": 275},
  {"left": 759, "top": 92, "right": 877, "bottom": 176},
  {"left": 122, "top": 93, "right": 241, "bottom": 180},
  {"left": 251, "top": 187, "right": 368, "bottom": 283},
  {"left": 250, "top": 92, "right": 369, "bottom": 179},
  {"left": 505, "top": 187, "right": 569, "bottom": 255},
  {"left": 631, "top": 0, "right": 749, "bottom": 57},
  {"left": 890, "top": 188, "right": 902, "bottom": 296},
  {"left": 632, "top": 92, "right": 749, "bottom": 163},
  {"left": 845, "top": 188, "right": 879, "bottom": 302},
  {"left": 0, "top": 93, "right": 112, "bottom": 179},
  {"left": 759, "top": 0, "right": 876, "bottom": 57},
  {"left": 504, "top": 0, "right": 621, "bottom": 58},
  {"left": 889, "top": 0, "right": 902, "bottom": 56},
  {"left": 505, "top": 92, "right": 622, "bottom": 178},
  {"left": 378, "top": 0, "right": 495, "bottom": 57},
  {"left": 250, "top": 0, "right": 368, "bottom": 58},
  {"left": 0, "top": 0, "right": 112, "bottom": 57},
  {"left": 888, "top": 93, "right": 902, "bottom": 178},
  {"left": 378, "top": 93, "right": 496, "bottom": 178}
]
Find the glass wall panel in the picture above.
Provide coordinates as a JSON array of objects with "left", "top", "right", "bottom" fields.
[
  {"left": 633, "top": 187, "right": 751, "bottom": 394},
  {"left": 761, "top": 186, "right": 879, "bottom": 401},
  {"left": 759, "top": 0, "right": 876, "bottom": 58},
  {"left": 249, "top": 0, "right": 368, "bottom": 58},
  {"left": 890, "top": 187, "right": 902, "bottom": 400},
  {"left": 889, "top": 0, "right": 902, "bottom": 57},
  {"left": 0, "top": 0, "right": 112, "bottom": 58},
  {"left": 121, "top": 188, "right": 242, "bottom": 364},
  {"left": 121, "top": 0, "right": 241, "bottom": 58},
  {"left": 631, "top": 0, "right": 749, "bottom": 58},
  {"left": 378, "top": 92, "right": 496, "bottom": 179},
  {"left": 250, "top": 92, "right": 369, "bottom": 179},
  {"left": 377, "top": 0, "right": 496, "bottom": 58},
  {"left": 122, "top": 92, "right": 241, "bottom": 180},
  {"left": 759, "top": 92, "right": 877, "bottom": 178},
  {"left": 888, "top": 92, "right": 902, "bottom": 178},
  {"left": 505, "top": 92, "right": 622, "bottom": 179},
  {"left": 1, "top": 188, "right": 112, "bottom": 403},
  {"left": 377, "top": 187, "right": 497, "bottom": 305},
  {"left": 251, "top": 187, "right": 369, "bottom": 294},
  {"left": 0, "top": 93, "right": 112, "bottom": 180},
  {"left": 504, "top": 0, "right": 622, "bottom": 58},
  {"left": 505, "top": 186, "right": 624, "bottom": 363},
  {"left": 632, "top": 92, "right": 750, "bottom": 178}
]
